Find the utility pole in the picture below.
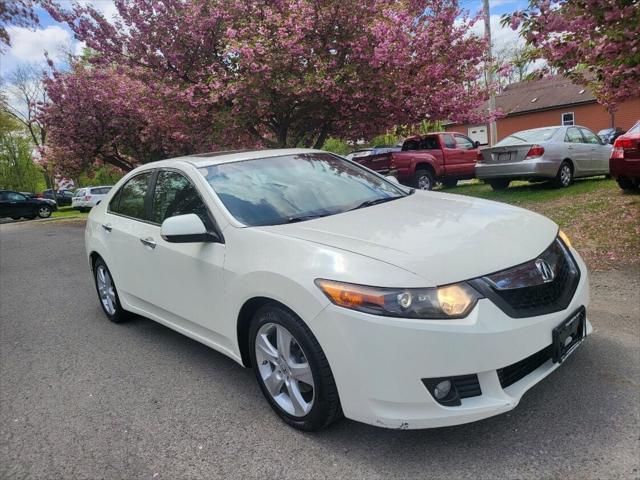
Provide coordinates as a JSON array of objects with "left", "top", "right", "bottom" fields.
[{"left": 483, "top": 0, "right": 497, "bottom": 146}]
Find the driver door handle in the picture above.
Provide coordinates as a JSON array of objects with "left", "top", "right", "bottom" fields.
[
  {"left": 101, "top": 223, "right": 112, "bottom": 232},
  {"left": 140, "top": 237, "right": 156, "bottom": 249}
]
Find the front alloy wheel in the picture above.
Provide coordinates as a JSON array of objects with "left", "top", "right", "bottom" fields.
[
  {"left": 38, "top": 206, "right": 52, "bottom": 218},
  {"left": 255, "top": 323, "right": 315, "bottom": 417},
  {"left": 249, "top": 305, "right": 342, "bottom": 430}
]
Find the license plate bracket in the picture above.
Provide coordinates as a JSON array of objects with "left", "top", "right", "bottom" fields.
[{"left": 552, "top": 307, "right": 585, "bottom": 363}]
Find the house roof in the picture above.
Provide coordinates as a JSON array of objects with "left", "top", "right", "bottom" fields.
[{"left": 496, "top": 77, "right": 597, "bottom": 116}]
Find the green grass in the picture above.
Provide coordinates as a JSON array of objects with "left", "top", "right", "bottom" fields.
[
  {"left": 52, "top": 206, "right": 89, "bottom": 220},
  {"left": 439, "top": 176, "right": 615, "bottom": 205}
]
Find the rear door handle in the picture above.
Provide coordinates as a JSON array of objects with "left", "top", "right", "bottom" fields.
[
  {"left": 101, "top": 223, "right": 112, "bottom": 232},
  {"left": 140, "top": 237, "right": 156, "bottom": 249}
]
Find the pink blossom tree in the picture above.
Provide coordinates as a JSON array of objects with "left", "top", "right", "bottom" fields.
[
  {"left": 0, "top": 0, "right": 38, "bottom": 52},
  {"left": 506, "top": 0, "right": 640, "bottom": 109},
  {"left": 43, "top": 0, "right": 492, "bottom": 170}
]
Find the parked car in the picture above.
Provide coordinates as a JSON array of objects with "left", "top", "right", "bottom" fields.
[
  {"left": 86, "top": 149, "right": 591, "bottom": 431},
  {"left": 597, "top": 127, "right": 625, "bottom": 145},
  {"left": 41, "top": 188, "right": 74, "bottom": 206},
  {"left": 371, "top": 145, "right": 402, "bottom": 155},
  {"left": 356, "top": 132, "right": 480, "bottom": 190},
  {"left": 610, "top": 120, "right": 640, "bottom": 191},
  {"left": 0, "top": 189, "right": 57, "bottom": 219},
  {"left": 72, "top": 186, "right": 113, "bottom": 212},
  {"left": 345, "top": 148, "right": 374, "bottom": 161},
  {"left": 476, "top": 125, "right": 612, "bottom": 190}
]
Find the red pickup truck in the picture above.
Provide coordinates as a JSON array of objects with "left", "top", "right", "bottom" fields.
[{"left": 356, "top": 132, "right": 480, "bottom": 190}]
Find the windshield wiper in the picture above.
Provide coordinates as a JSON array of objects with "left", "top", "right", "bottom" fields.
[
  {"left": 282, "top": 214, "right": 328, "bottom": 224},
  {"left": 346, "top": 196, "right": 404, "bottom": 212}
]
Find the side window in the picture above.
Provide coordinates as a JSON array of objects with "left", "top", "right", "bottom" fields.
[
  {"left": 7, "top": 192, "right": 26, "bottom": 202},
  {"left": 75, "top": 189, "right": 86, "bottom": 197},
  {"left": 443, "top": 134, "right": 456, "bottom": 149},
  {"left": 0, "top": 192, "right": 8, "bottom": 201},
  {"left": 454, "top": 135, "right": 474, "bottom": 149},
  {"left": 562, "top": 112, "right": 575, "bottom": 126},
  {"left": 580, "top": 128, "right": 602, "bottom": 145},
  {"left": 402, "top": 139, "right": 420, "bottom": 151},
  {"left": 565, "top": 127, "right": 584, "bottom": 143},
  {"left": 419, "top": 136, "right": 439, "bottom": 150},
  {"left": 151, "top": 170, "right": 211, "bottom": 227},
  {"left": 110, "top": 173, "right": 151, "bottom": 220}
]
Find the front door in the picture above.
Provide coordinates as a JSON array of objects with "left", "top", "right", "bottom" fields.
[{"left": 142, "top": 169, "right": 226, "bottom": 336}]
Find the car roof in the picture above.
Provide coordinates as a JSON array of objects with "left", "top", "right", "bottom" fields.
[{"left": 147, "top": 148, "right": 327, "bottom": 169}]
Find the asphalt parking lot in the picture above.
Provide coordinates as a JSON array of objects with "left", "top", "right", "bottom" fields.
[{"left": 1, "top": 220, "right": 638, "bottom": 479}]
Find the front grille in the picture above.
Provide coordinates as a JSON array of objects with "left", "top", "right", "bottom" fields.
[
  {"left": 453, "top": 374, "right": 482, "bottom": 399},
  {"left": 498, "top": 345, "right": 552, "bottom": 388},
  {"left": 470, "top": 238, "right": 580, "bottom": 318}
]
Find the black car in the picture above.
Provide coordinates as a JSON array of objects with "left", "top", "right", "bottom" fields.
[
  {"left": 598, "top": 127, "right": 626, "bottom": 145},
  {"left": 41, "top": 188, "right": 74, "bottom": 206},
  {"left": 0, "top": 189, "right": 57, "bottom": 220}
]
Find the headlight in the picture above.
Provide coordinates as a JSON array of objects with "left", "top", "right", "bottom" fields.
[
  {"left": 558, "top": 229, "right": 572, "bottom": 249},
  {"left": 315, "top": 279, "right": 482, "bottom": 319}
]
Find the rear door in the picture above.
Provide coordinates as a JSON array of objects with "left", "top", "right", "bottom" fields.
[
  {"left": 580, "top": 127, "right": 611, "bottom": 173},
  {"left": 5, "top": 192, "right": 31, "bottom": 217},
  {"left": 104, "top": 171, "right": 159, "bottom": 304},
  {"left": 564, "top": 127, "right": 591, "bottom": 176}
]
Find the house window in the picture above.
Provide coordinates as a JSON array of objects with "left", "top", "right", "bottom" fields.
[{"left": 562, "top": 112, "right": 575, "bottom": 126}]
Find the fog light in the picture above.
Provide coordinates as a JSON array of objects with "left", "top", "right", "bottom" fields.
[{"left": 433, "top": 380, "right": 452, "bottom": 400}]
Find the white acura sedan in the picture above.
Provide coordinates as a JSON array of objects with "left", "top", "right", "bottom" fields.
[{"left": 85, "top": 149, "right": 591, "bottom": 430}]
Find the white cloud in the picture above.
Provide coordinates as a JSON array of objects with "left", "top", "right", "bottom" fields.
[
  {"left": 469, "top": 14, "right": 525, "bottom": 53},
  {"left": 7, "top": 26, "right": 73, "bottom": 64}
]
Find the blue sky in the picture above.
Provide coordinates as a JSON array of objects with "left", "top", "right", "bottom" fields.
[{"left": 1, "top": 0, "right": 529, "bottom": 80}]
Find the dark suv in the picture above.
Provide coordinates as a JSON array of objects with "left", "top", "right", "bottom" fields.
[
  {"left": 41, "top": 189, "right": 74, "bottom": 206},
  {"left": 0, "top": 190, "right": 58, "bottom": 220}
]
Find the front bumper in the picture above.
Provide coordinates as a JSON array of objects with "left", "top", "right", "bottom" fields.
[
  {"left": 476, "top": 158, "right": 560, "bottom": 180},
  {"left": 309, "top": 249, "right": 591, "bottom": 429}
]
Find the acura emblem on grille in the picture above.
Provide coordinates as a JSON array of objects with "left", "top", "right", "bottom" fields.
[{"left": 535, "top": 259, "right": 555, "bottom": 283}]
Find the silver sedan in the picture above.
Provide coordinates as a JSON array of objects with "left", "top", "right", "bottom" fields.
[{"left": 476, "top": 126, "right": 612, "bottom": 190}]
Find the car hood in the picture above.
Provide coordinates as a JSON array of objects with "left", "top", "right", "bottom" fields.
[{"left": 259, "top": 191, "right": 558, "bottom": 286}]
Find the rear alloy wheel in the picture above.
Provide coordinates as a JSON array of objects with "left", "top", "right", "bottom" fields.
[
  {"left": 553, "top": 161, "right": 573, "bottom": 188},
  {"left": 93, "top": 258, "right": 129, "bottom": 323},
  {"left": 412, "top": 169, "right": 435, "bottom": 191},
  {"left": 488, "top": 179, "right": 510, "bottom": 190},
  {"left": 37, "top": 205, "right": 52, "bottom": 218},
  {"left": 249, "top": 305, "right": 341, "bottom": 431}
]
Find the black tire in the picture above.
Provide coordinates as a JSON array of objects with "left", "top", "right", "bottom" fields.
[
  {"left": 616, "top": 177, "right": 639, "bottom": 191},
  {"left": 552, "top": 161, "right": 573, "bottom": 188},
  {"left": 411, "top": 169, "right": 435, "bottom": 191},
  {"left": 92, "top": 257, "right": 130, "bottom": 323},
  {"left": 441, "top": 178, "right": 458, "bottom": 188},
  {"left": 488, "top": 179, "right": 511, "bottom": 190},
  {"left": 37, "top": 205, "right": 52, "bottom": 218},
  {"left": 249, "top": 304, "right": 342, "bottom": 431}
]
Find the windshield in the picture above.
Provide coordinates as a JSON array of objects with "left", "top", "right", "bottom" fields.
[
  {"left": 199, "top": 153, "right": 408, "bottom": 226},
  {"left": 495, "top": 128, "right": 559, "bottom": 146}
]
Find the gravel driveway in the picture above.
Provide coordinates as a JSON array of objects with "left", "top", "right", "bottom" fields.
[{"left": 1, "top": 220, "right": 638, "bottom": 479}]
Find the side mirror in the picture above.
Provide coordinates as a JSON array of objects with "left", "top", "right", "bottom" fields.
[
  {"left": 385, "top": 175, "right": 400, "bottom": 184},
  {"left": 473, "top": 140, "right": 480, "bottom": 148},
  {"left": 161, "top": 214, "right": 219, "bottom": 243}
]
